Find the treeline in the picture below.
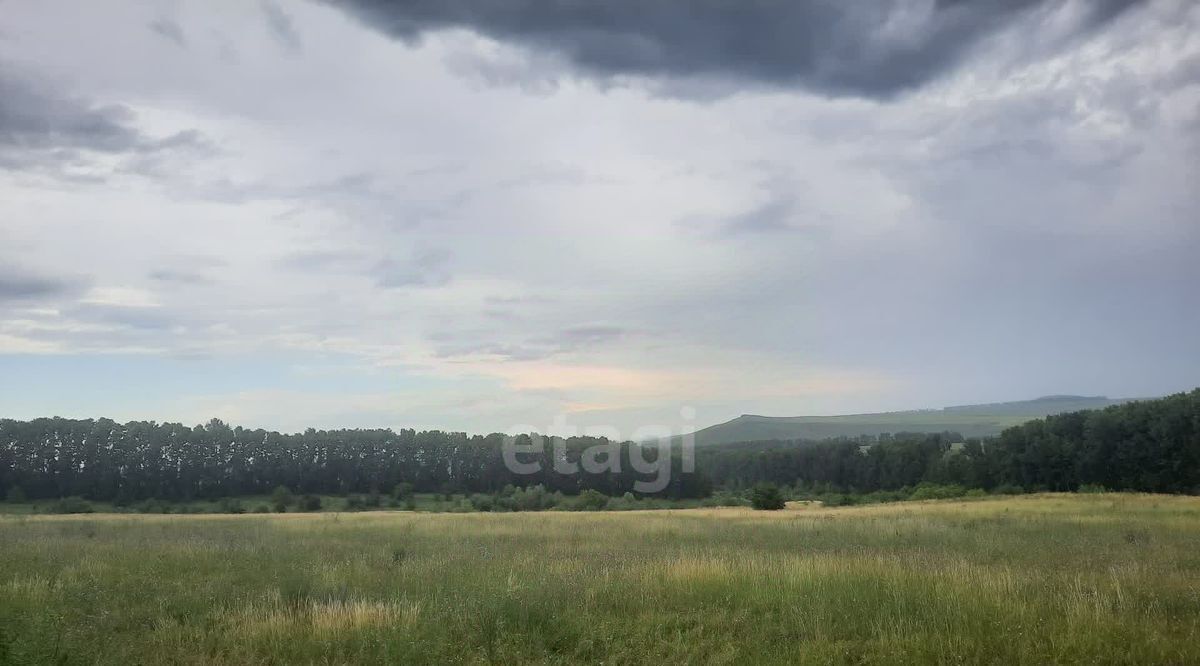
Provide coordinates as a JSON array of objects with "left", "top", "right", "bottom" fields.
[
  {"left": 0, "top": 420, "right": 709, "bottom": 502},
  {"left": 698, "top": 389, "right": 1200, "bottom": 495},
  {"left": 2, "top": 389, "right": 1197, "bottom": 504}
]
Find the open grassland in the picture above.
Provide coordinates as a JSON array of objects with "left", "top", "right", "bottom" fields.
[{"left": 2, "top": 494, "right": 1199, "bottom": 664}]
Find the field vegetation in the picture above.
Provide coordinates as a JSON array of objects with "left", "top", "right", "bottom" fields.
[{"left": 2, "top": 493, "right": 1199, "bottom": 664}]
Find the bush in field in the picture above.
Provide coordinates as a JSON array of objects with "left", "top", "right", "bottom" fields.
[
  {"left": 512, "top": 484, "right": 557, "bottom": 511},
  {"left": 1078, "top": 484, "right": 1108, "bottom": 494},
  {"left": 271, "top": 486, "right": 295, "bottom": 512},
  {"left": 750, "top": 483, "right": 787, "bottom": 510},
  {"left": 366, "top": 491, "right": 382, "bottom": 508},
  {"left": 298, "top": 494, "right": 322, "bottom": 512},
  {"left": 343, "top": 495, "right": 366, "bottom": 511},
  {"left": 49, "top": 497, "right": 94, "bottom": 514},
  {"left": 112, "top": 487, "right": 133, "bottom": 508},
  {"left": 992, "top": 484, "right": 1025, "bottom": 495},
  {"left": 392, "top": 483, "right": 414, "bottom": 502},
  {"left": 703, "top": 491, "right": 747, "bottom": 507},
  {"left": 818, "top": 493, "right": 854, "bottom": 507},
  {"left": 217, "top": 498, "right": 245, "bottom": 514},
  {"left": 469, "top": 494, "right": 494, "bottom": 511},
  {"left": 136, "top": 499, "right": 173, "bottom": 513},
  {"left": 860, "top": 489, "right": 910, "bottom": 504},
  {"left": 5, "top": 486, "right": 26, "bottom": 503},
  {"left": 568, "top": 489, "right": 610, "bottom": 511},
  {"left": 253, "top": 504, "right": 270, "bottom": 513},
  {"left": 909, "top": 483, "right": 968, "bottom": 501}
]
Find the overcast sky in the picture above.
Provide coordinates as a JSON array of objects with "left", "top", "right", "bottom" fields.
[{"left": 1, "top": 0, "right": 1197, "bottom": 436}]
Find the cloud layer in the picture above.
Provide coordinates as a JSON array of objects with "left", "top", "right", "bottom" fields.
[
  {"left": 0, "top": 0, "right": 1196, "bottom": 435},
  {"left": 330, "top": 0, "right": 1145, "bottom": 97}
]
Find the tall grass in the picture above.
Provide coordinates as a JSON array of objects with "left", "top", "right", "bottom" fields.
[{"left": 2, "top": 494, "right": 1199, "bottom": 664}]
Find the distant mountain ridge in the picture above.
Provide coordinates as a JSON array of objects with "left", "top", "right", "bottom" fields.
[{"left": 685, "top": 395, "right": 1140, "bottom": 446}]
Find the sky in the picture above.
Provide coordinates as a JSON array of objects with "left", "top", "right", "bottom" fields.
[{"left": 1, "top": 0, "right": 1197, "bottom": 437}]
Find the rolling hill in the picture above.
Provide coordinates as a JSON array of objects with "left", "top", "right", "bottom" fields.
[{"left": 685, "top": 395, "right": 1139, "bottom": 446}]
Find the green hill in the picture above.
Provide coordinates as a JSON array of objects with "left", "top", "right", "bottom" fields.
[{"left": 685, "top": 395, "right": 1138, "bottom": 446}]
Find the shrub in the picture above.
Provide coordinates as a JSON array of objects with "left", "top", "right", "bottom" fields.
[
  {"left": 366, "top": 491, "right": 382, "bottom": 508},
  {"left": 136, "top": 499, "right": 172, "bottom": 513},
  {"left": 5, "top": 486, "right": 27, "bottom": 503},
  {"left": 112, "top": 488, "right": 133, "bottom": 508},
  {"left": 818, "top": 492, "right": 854, "bottom": 507},
  {"left": 1078, "top": 484, "right": 1108, "bottom": 494},
  {"left": 298, "top": 494, "right": 322, "bottom": 512},
  {"left": 750, "top": 483, "right": 787, "bottom": 510},
  {"left": 909, "top": 483, "right": 968, "bottom": 501},
  {"left": 569, "top": 489, "right": 610, "bottom": 511},
  {"left": 856, "top": 490, "right": 909, "bottom": 505},
  {"left": 392, "top": 483, "right": 414, "bottom": 501},
  {"left": 271, "top": 485, "right": 294, "bottom": 512},
  {"left": 511, "top": 484, "right": 554, "bottom": 511},
  {"left": 992, "top": 484, "right": 1025, "bottom": 495},
  {"left": 217, "top": 498, "right": 245, "bottom": 514},
  {"left": 253, "top": 504, "right": 271, "bottom": 513},
  {"left": 469, "top": 494, "right": 494, "bottom": 511},
  {"left": 704, "top": 491, "right": 746, "bottom": 507},
  {"left": 343, "top": 495, "right": 366, "bottom": 511},
  {"left": 48, "top": 496, "right": 94, "bottom": 514}
]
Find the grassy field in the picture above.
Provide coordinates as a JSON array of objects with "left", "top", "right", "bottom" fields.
[{"left": 2, "top": 494, "right": 1199, "bottom": 664}]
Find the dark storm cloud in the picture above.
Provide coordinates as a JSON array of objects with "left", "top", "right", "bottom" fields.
[
  {"left": 328, "top": 0, "right": 1144, "bottom": 97},
  {"left": 261, "top": 1, "right": 303, "bottom": 54}
]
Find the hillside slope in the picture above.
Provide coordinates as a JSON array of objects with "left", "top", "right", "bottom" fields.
[{"left": 687, "top": 395, "right": 1138, "bottom": 446}]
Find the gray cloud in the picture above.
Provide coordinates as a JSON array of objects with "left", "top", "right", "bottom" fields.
[
  {"left": 261, "top": 1, "right": 303, "bottom": 54},
  {"left": 0, "top": 267, "right": 79, "bottom": 302},
  {"left": 148, "top": 269, "right": 212, "bottom": 285},
  {"left": 678, "top": 193, "right": 832, "bottom": 239},
  {"left": 374, "top": 248, "right": 451, "bottom": 288},
  {"left": 0, "top": 68, "right": 208, "bottom": 175},
  {"left": 148, "top": 18, "right": 186, "bottom": 47},
  {"left": 276, "top": 246, "right": 453, "bottom": 289},
  {"left": 0, "top": 73, "right": 142, "bottom": 154},
  {"left": 434, "top": 324, "right": 628, "bottom": 361},
  {"left": 719, "top": 197, "right": 811, "bottom": 236},
  {"left": 328, "top": 0, "right": 1144, "bottom": 97},
  {"left": 277, "top": 249, "right": 367, "bottom": 272},
  {"left": 68, "top": 303, "right": 175, "bottom": 331}
]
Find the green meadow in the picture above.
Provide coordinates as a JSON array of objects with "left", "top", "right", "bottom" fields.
[{"left": 2, "top": 494, "right": 1199, "bottom": 665}]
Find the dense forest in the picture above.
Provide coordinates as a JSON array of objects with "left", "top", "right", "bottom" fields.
[
  {"left": 0, "top": 421, "right": 709, "bottom": 501},
  {"left": 2, "top": 390, "right": 1197, "bottom": 503},
  {"left": 700, "top": 389, "right": 1200, "bottom": 494}
]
